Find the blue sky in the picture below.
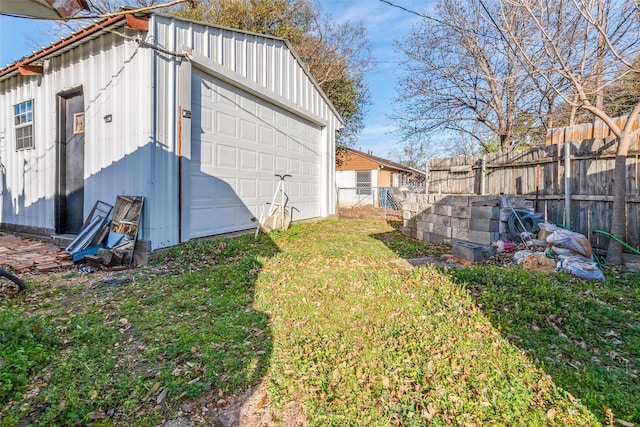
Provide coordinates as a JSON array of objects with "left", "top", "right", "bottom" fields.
[{"left": 0, "top": 0, "right": 431, "bottom": 161}]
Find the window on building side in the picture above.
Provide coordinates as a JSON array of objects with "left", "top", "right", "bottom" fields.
[
  {"left": 356, "top": 170, "right": 372, "bottom": 195},
  {"left": 14, "top": 100, "right": 34, "bottom": 150}
]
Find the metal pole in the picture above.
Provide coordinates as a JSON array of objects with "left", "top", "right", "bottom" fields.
[{"left": 564, "top": 142, "right": 571, "bottom": 228}]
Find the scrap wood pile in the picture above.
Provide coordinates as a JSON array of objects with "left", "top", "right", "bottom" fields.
[
  {"left": 492, "top": 222, "right": 605, "bottom": 281},
  {"left": 65, "top": 196, "right": 144, "bottom": 270}
]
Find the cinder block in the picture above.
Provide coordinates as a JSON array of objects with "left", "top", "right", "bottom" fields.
[
  {"left": 452, "top": 206, "right": 470, "bottom": 219},
  {"left": 451, "top": 227, "right": 470, "bottom": 241},
  {"left": 433, "top": 224, "right": 452, "bottom": 238},
  {"left": 423, "top": 231, "right": 445, "bottom": 244},
  {"left": 433, "top": 204, "right": 452, "bottom": 217},
  {"left": 440, "top": 196, "right": 470, "bottom": 207},
  {"left": 452, "top": 241, "right": 484, "bottom": 262},
  {"left": 470, "top": 206, "right": 501, "bottom": 220},
  {"left": 405, "top": 202, "right": 419, "bottom": 213},
  {"left": 416, "top": 220, "right": 429, "bottom": 231},
  {"left": 470, "top": 197, "right": 500, "bottom": 207},
  {"left": 467, "top": 230, "right": 500, "bottom": 245},
  {"left": 450, "top": 217, "right": 468, "bottom": 230},
  {"left": 469, "top": 218, "right": 500, "bottom": 232}
]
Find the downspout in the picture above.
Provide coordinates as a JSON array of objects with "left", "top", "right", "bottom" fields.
[{"left": 177, "top": 105, "right": 183, "bottom": 243}]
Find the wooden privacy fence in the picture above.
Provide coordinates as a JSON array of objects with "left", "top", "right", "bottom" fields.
[{"left": 426, "top": 133, "right": 640, "bottom": 251}]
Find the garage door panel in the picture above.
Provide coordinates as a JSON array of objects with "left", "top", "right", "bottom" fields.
[
  {"left": 215, "top": 84, "right": 238, "bottom": 108},
  {"left": 275, "top": 132, "right": 287, "bottom": 149},
  {"left": 239, "top": 178, "right": 257, "bottom": 198},
  {"left": 216, "top": 144, "right": 237, "bottom": 168},
  {"left": 289, "top": 138, "right": 301, "bottom": 152},
  {"left": 259, "top": 153, "right": 274, "bottom": 172},
  {"left": 216, "top": 111, "right": 237, "bottom": 137},
  {"left": 259, "top": 104, "right": 274, "bottom": 121},
  {"left": 289, "top": 158, "right": 300, "bottom": 175},
  {"left": 190, "top": 70, "right": 322, "bottom": 239},
  {"left": 239, "top": 149, "right": 257, "bottom": 169},
  {"left": 240, "top": 119, "right": 257, "bottom": 142},
  {"left": 259, "top": 180, "right": 274, "bottom": 198},
  {"left": 199, "top": 109, "right": 214, "bottom": 134},
  {"left": 191, "top": 175, "right": 215, "bottom": 199},
  {"left": 275, "top": 156, "right": 288, "bottom": 174},
  {"left": 259, "top": 126, "right": 274, "bottom": 146},
  {"left": 240, "top": 96, "right": 256, "bottom": 114}
]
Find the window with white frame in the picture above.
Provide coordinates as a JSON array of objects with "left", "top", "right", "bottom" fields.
[
  {"left": 356, "top": 170, "right": 372, "bottom": 195},
  {"left": 14, "top": 100, "right": 34, "bottom": 150}
]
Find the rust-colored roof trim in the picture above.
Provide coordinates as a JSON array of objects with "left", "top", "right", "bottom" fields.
[
  {"left": 0, "top": 14, "right": 133, "bottom": 79},
  {"left": 125, "top": 13, "right": 149, "bottom": 31},
  {"left": 18, "top": 64, "right": 44, "bottom": 76}
]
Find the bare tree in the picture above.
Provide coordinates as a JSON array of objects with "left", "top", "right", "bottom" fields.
[
  {"left": 493, "top": 0, "right": 640, "bottom": 264},
  {"left": 296, "top": 14, "right": 373, "bottom": 146},
  {"left": 393, "top": 0, "right": 545, "bottom": 154},
  {"left": 174, "top": 0, "right": 373, "bottom": 147}
]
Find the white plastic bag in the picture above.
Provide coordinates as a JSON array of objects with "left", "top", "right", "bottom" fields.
[
  {"left": 546, "top": 229, "right": 592, "bottom": 258},
  {"left": 556, "top": 255, "right": 605, "bottom": 281}
]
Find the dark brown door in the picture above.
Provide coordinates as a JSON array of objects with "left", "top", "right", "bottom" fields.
[{"left": 56, "top": 89, "right": 85, "bottom": 234}]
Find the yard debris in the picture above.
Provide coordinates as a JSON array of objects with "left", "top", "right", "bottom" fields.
[
  {"left": 556, "top": 255, "right": 605, "bottom": 281},
  {"left": 491, "top": 222, "right": 605, "bottom": 280},
  {"left": 0, "top": 233, "right": 73, "bottom": 274},
  {"left": 65, "top": 196, "right": 144, "bottom": 269},
  {"left": 514, "top": 250, "right": 557, "bottom": 274},
  {"left": 541, "top": 223, "right": 592, "bottom": 258}
]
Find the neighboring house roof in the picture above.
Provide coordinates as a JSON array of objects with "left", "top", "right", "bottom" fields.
[
  {"left": 0, "top": 12, "right": 344, "bottom": 125},
  {"left": 337, "top": 147, "right": 424, "bottom": 176}
]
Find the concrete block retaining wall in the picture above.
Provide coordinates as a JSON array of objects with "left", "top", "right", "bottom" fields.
[{"left": 401, "top": 194, "right": 534, "bottom": 246}]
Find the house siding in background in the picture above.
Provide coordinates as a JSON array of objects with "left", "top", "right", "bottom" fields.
[{"left": 336, "top": 148, "right": 424, "bottom": 208}]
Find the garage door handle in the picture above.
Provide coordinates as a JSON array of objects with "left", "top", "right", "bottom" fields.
[{"left": 275, "top": 174, "right": 292, "bottom": 180}]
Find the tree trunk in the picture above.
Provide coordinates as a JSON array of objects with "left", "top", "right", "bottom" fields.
[
  {"left": 500, "top": 134, "right": 512, "bottom": 153},
  {"left": 606, "top": 132, "right": 632, "bottom": 265}
]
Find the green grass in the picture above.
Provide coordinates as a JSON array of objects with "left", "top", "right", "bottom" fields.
[
  {"left": 0, "top": 216, "right": 637, "bottom": 425},
  {"left": 445, "top": 265, "right": 640, "bottom": 424}
]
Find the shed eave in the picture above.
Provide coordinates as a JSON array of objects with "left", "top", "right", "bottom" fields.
[{"left": 0, "top": 14, "right": 129, "bottom": 81}]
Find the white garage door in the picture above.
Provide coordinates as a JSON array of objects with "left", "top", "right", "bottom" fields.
[{"left": 189, "top": 70, "right": 323, "bottom": 239}]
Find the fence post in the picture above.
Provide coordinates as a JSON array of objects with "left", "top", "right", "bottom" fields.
[
  {"left": 480, "top": 155, "right": 487, "bottom": 195},
  {"left": 564, "top": 142, "right": 572, "bottom": 228},
  {"left": 425, "top": 160, "right": 430, "bottom": 195}
]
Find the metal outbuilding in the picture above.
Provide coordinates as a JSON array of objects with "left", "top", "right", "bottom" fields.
[{"left": 0, "top": 13, "right": 342, "bottom": 252}]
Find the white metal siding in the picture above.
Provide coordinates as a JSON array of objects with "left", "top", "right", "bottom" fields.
[
  {"left": 0, "top": 14, "right": 339, "bottom": 250},
  {"left": 151, "top": 15, "right": 339, "bottom": 238},
  {"left": 0, "top": 28, "right": 155, "bottom": 237}
]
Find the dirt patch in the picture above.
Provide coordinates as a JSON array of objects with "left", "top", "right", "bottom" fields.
[
  {"left": 339, "top": 205, "right": 402, "bottom": 220},
  {"left": 175, "top": 382, "right": 307, "bottom": 427}
]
